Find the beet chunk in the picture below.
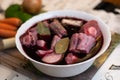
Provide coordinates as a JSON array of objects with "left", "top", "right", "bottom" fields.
[
  {"left": 77, "top": 33, "right": 95, "bottom": 53},
  {"left": 49, "top": 19, "right": 67, "bottom": 37},
  {"left": 36, "top": 49, "right": 53, "bottom": 58},
  {"left": 20, "top": 28, "right": 38, "bottom": 46},
  {"left": 51, "top": 35, "right": 61, "bottom": 49},
  {"left": 69, "top": 33, "right": 79, "bottom": 53},
  {"left": 42, "top": 52, "right": 63, "bottom": 64},
  {"left": 65, "top": 53, "right": 80, "bottom": 64},
  {"left": 81, "top": 20, "right": 102, "bottom": 39},
  {"left": 37, "top": 40, "right": 47, "bottom": 50}
]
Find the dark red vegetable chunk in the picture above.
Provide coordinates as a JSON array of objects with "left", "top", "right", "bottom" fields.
[
  {"left": 49, "top": 19, "right": 67, "bottom": 37},
  {"left": 37, "top": 40, "right": 47, "bottom": 50},
  {"left": 77, "top": 33, "right": 96, "bottom": 53},
  {"left": 36, "top": 49, "right": 53, "bottom": 58},
  {"left": 65, "top": 53, "right": 79, "bottom": 64},
  {"left": 42, "top": 52, "right": 63, "bottom": 64},
  {"left": 51, "top": 35, "right": 61, "bottom": 49},
  {"left": 69, "top": 33, "right": 79, "bottom": 53},
  {"left": 20, "top": 28, "right": 38, "bottom": 46},
  {"left": 81, "top": 20, "right": 102, "bottom": 39}
]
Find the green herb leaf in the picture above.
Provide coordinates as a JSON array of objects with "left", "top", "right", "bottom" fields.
[
  {"left": 55, "top": 37, "right": 69, "bottom": 54},
  {"left": 37, "top": 22, "right": 51, "bottom": 36}
]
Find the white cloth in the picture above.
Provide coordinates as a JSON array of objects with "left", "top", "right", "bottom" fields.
[{"left": 0, "top": 0, "right": 120, "bottom": 34}]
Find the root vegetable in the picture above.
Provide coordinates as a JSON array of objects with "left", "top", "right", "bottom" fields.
[
  {"left": 0, "top": 22, "right": 17, "bottom": 31},
  {"left": 0, "top": 29, "right": 16, "bottom": 38},
  {"left": 0, "top": 18, "right": 22, "bottom": 27},
  {"left": 22, "top": 0, "right": 42, "bottom": 14}
]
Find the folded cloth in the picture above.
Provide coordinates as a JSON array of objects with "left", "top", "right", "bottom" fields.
[{"left": 85, "top": 9, "right": 120, "bottom": 34}]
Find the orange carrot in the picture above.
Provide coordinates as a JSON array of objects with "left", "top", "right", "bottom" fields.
[
  {"left": 0, "top": 18, "right": 22, "bottom": 27},
  {"left": 0, "top": 22, "right": 17, "bottom": 31},
  {"left": 0, "top": 29, "right": 16, "bottom": 38}
]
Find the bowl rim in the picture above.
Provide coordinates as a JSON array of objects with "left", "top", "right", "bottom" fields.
[{"left": 15, "top": 10, "right": 111, "bottom": 67}]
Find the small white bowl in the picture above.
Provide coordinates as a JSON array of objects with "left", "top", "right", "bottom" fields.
[{"left": 15, "top": 10, "right": 111, "bottom": 77}]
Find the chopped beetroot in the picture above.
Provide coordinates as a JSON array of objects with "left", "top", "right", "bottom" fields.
[
  {"left": 20, "top": 29, "right": 38, "bottom": 46},
  {"left": 49, "top": 19, "right": 67, "bottom": 37},
  {"left": 65, "top": 53, "right": 80, "bottom": 64},
  {"left": 42, "top": 52, "right": 63, "bottom": 64},
  {"left": 81, "top": 20, "right": 102, "bottom": 39},
  {"left": 51, "top": 35, "right": 61, "bottom": 49},
  {"left": 69, "top": 33, "right": 79, "bottom": 52},
  {"left": 20, "top": 34, "right": 32, "bottom": 46},
  {"left": 28, "top": 31, "right": 38, "bottom": 45},
  {"left": 42, "top": 21, "right": 49, "bottom": 27},
  {"left": 77, "top": 33, "right": 95, "bottom": 53},
  {"left": 36, "top": 49, "right": 53, "bottom": 58},
  {"left": 36, "top": 40, "right": 47, "bottom": 50}
]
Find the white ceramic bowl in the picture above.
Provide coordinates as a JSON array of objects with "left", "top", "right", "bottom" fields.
[{"left": 15, "top": 10, "right": 111, "bottom": 77}]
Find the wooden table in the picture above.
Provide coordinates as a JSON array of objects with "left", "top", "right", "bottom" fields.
[{"left": 0, "top": 48, "right": 97, "bottom": 80}]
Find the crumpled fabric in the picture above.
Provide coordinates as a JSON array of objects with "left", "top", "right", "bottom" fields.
[{"left": 0, "top": 0, "right": 120, "bottom": 34}]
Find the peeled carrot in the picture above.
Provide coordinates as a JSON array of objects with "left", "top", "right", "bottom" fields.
[
  {"left": 0, "top": 22, "right": 17, "bottom": 31},
  {"left": 0, "top": 18, "right": 22, "bottom": 27},
  {"left": 0, "top": 29, "right": 16, "bottom": 38}
]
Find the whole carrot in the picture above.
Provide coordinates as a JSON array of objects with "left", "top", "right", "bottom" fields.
[
  {"left": 0, "top": 18, "right": 22, "bottom": 27},
  {"left": 0, "top": 29, "right": 16, "bottom": 38},
  {"left": 0, "top": 22, "right": 17, "bottom": 31}
]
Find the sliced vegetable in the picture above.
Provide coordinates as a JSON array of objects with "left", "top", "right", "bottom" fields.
[
  {"left": 36, "top": 40, "right": 47, "bottom": 50},
  {"left": 37, "top": 22, "right": 51, "bottom": 36},
  {"left": 65, "top": 53, "right": 80, "bottom": 64},
  {"left": 69, "top": 33, "right": 79, "bottom": 52},
  {"left": 81, "top": 20, "right": 102, "bottom": 39},
  {"left": 79, "top": 37, "right": 103, "bottom": 62},
  {"left": 76, "top": 33, "right": 96, "bottom": 53},
  {"left": 36, "top": 49, "right": 53, "bottom": 58},
  {"left": 42, "top": 52, "right": 63, "bottom": 64},
  {"left": 49, "top": 19, "right": 67, "bottom": 37},
  {"left": 55, "top": 37, "right": 69, "bottom": 54},
  {"left": 51, "top": 35, "right": 61, "bottom": 49}
]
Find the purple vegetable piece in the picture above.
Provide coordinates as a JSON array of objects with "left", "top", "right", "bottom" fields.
[
  {"left": 51, "top": 35, "right": 61, "bottom": 49},
  {"left": 49, "top": 19, "right": 67, "bottom": 37},
  {"left": 65, "top": 53, "right": 79, "bottom": 64},
  {"left": 81, "top": 20, "right": 102, "bottom": 39},
  {"left": 42, "top": 52, "right": 63, "bottom": 64},
  {"left": 20, "top": 34, "right": 32, "bottom": 46},
  {"left": 77, "top": 33, "right": 95, "bottom": 53},
  {"left": 28, "top": 32, "right": 38, "bottom": 45},
  {"left": 42, "top": 21, "right": 49, "bottom": 27},
  {"left": 69, "top": 33, "right": 79, "bottom": 53},
  {"left": 20, "top": 28, "right": 38, "bottom": 46},
  {"left": 37, "top": 40, "right": 47, "bottom": 50},
  {"left": 36, "top": 49, "right": 53, "bottom": 58}
]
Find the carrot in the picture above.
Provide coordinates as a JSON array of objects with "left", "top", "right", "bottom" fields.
[
  {"left": 0, "top": 29, "right": 16, "bottom": 38},
  {"left": 0, "top": 22, "right": 17, "bottom": 31},
  {"left": 0, "top": 18, "right": 22, "bottom": 27}
]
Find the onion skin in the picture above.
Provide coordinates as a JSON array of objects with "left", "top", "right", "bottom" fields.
[{"left": 22, "top": 0, "right": 42, "bottom": 14}]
